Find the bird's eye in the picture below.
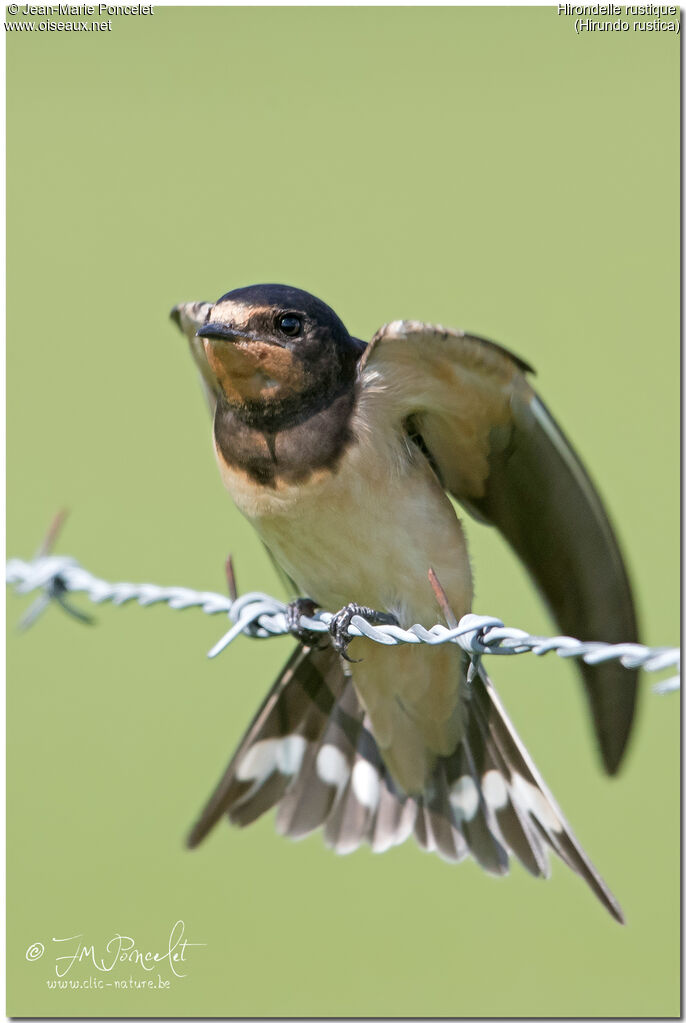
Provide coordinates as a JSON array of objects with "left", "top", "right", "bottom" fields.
[{"left": 277, "top": 314, "right": 302, "bottom": 338}]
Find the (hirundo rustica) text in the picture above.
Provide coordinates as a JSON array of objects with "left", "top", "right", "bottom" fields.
[{"left": 555, "top": 3, "right": 680, "bottom": 32}]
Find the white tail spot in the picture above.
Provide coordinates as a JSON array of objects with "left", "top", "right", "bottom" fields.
[
  {"left": 275, "top": 735, "right": 307, "bottom": 775},
  {"left": 351, "top": 760, "right": 381, "bottom": 811},
  {"left": 236, "top": 738, "right": 279, "bottom": 782},
  {"left": 317, "top": 744, "right": 350, "bottom": 790},
  {"left": 236, "top": 735, "right": 306, "bottom": 782},
  {"left": 449, "top": 775, "right": 480, "bottom": 822},
  {"left": 482, "top": 770, "right": 509, "bottom": 810},
  {"left": 511, "top": 774, "right": 562, "bottom": 832}
]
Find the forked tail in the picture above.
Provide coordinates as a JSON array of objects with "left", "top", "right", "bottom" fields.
[{"left": 188, "top": 643, "right": 623, "bottom": 923}]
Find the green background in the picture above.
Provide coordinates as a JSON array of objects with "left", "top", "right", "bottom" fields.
[{"left": 7, "top": 6, "right": 679, "bottom": 1018}]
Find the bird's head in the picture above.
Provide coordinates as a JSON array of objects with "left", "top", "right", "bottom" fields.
[{"left": 180, "top": 284, "right": 364, "bottom": 419}]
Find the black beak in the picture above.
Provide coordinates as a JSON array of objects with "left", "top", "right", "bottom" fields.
[
  {"left": 197, "top": 323, "right": 285, "bottom": 348},
  {"left": 197, "top": 322, "right": 246, "bottom": 342}
]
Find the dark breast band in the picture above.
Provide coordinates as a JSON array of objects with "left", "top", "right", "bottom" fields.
[{"left": 213, "top": 387, "right": 357, "bottom": 487}]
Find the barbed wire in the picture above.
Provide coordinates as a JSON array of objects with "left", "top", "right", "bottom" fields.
[{"left": 5, "top": 554, "right": 680, "bottom": 693}]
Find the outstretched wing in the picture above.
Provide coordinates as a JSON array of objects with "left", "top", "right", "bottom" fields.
[{"left": 359, "top": 320, "right": 639, "bottom": 774}]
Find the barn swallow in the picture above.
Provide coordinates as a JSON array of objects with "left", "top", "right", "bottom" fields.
[{"left": 170, "top": 284, "right": 638, "bottom": 923}]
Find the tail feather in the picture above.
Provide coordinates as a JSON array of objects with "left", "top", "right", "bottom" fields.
[
  {"left": 276, "top": 673, "right": 359, "bottom": 839},
  {"left": 469, "top": 666, "right": 624, "bottom": 922},
  {"left": 454, "top": 736, "right": 510, "bottom": 875},
  {"left": 467, "top": 673, "right": 550, "bottom": 878},
  {"left": 274, "top": 747, "right": 337, "bottom": 839},
  {"left": 322, "top": 701, "right": 388, "bottom": 854},
  {"left": 414, "top": 794, "right": 466, "bottom": 863},
  {"left": 322, "top": 754, "right": 371, "bottom": 855},
  {"left": 188, "top": 644, "right": 624, "bottom": 922},
  {"left": 230, "top": 772, "right": 291, "bottom": 828},
  {"left": 186, "top": 644, "right": 334, "bottom": 846},
  {"left": 420, "top": 764, "right": 468, "bottom": 863},
  {"left": 372, "top": 788, "right": 417, "bottom": 854}
]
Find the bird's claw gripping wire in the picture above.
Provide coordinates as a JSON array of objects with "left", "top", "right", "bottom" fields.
[
  {"left": 285, "top": 598, "right": 325, "bottom": 649},
  {"left": 328, "top": 603, "right": 400, "bottom": 661}
]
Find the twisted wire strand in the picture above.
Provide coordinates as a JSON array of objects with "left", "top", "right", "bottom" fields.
[{"left": 5, "top": 554, "right": 680, "bottom": 693}]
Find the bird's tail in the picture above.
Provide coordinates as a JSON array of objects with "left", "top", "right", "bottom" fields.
[{"left": 187, "top": 643, "right": 623, "bottom": 923}]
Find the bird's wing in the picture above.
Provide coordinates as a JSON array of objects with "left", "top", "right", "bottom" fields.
[
  {"left": 358, "top": 320, "right": 639, "bottom": 774},
  {"left": 170, "top": 301, "right": 219, "bottom": 413}
]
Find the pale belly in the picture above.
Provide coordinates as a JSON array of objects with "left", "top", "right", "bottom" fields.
[
  {"left": 217, "top": 433, "right": 473, "bottom": 624},
  {"left": 215, "top": 432, "right": 474, "bottom": 793}
]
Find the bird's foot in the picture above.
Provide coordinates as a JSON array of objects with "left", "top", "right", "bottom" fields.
[
  {"left": 286, "top": 598, "right": 324, "bottom": 648},
  {"left": 328, "top": 603, "right": 399, "bottom": 662}
]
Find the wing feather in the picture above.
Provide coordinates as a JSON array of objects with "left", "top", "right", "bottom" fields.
[
  {"left": 170, "top": 301, "right": 219, "bottom": 413},
  {"left": 359, "top": 320, "right": 639, "bottom": 773}
]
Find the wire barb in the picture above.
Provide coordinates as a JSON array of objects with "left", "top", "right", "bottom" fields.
[{"left": 5, "top": 553, "right": 680, "bottom": 693}]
